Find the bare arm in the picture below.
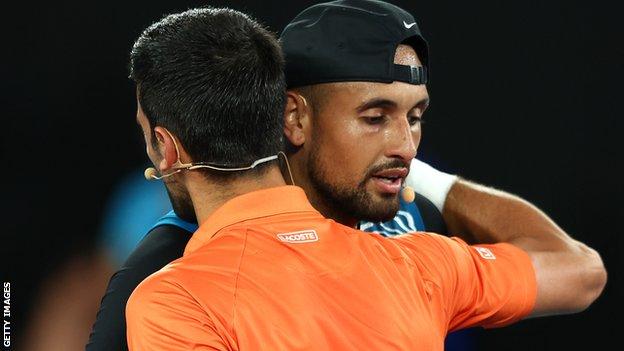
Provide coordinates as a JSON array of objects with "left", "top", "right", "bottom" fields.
[{"left": 442, "top": 179, "right": 607, "bottom": 317}]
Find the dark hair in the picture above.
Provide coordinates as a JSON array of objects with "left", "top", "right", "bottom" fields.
[{"left": 130, "top": 7, "right": 285, "bottom": 177}]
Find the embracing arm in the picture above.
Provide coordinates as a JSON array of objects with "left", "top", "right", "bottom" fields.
[
  {"left": 442, "top": 179, "right": 607, "bottom": 317},
  {"left": 408, "top": 159, "right": 606, "bottom": 317}
]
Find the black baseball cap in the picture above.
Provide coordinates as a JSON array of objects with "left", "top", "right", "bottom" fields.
[{"left": 280, "top": 0, "right": 429, "bottom": 89}]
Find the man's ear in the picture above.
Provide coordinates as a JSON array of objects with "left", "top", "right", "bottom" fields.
[
  {"left": 283, "top": 91, "right": 311, "bottom": 147},
  {"left": 153, "top": 126, "right": 181, "bottom": 171}
]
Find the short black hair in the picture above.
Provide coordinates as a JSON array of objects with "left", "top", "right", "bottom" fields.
[{"left": 130, "top": 8, "right": 285, "bottom": 177}]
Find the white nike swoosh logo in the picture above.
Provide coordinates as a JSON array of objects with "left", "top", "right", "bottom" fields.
[{"left": 403, "top": 21, "right": 416, "bottom": 29}]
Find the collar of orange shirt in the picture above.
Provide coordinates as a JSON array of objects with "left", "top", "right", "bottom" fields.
[{"left": 184, "top": 185, "right": 320, "bottom": 255}]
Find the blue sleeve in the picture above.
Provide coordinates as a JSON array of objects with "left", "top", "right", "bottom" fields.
[{"left": 150, "top": 210, "right": 198, "bottom": 233}]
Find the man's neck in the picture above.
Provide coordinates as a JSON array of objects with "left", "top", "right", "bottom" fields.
[
  {"left": 307, "top": 191, "right": 359, "bottom": 228},
  {"left": 186, "top": 166, "right": 287, "bottom": 226},
  {"left": 286, "top": 153, "right": 358, "bottom": 228}
]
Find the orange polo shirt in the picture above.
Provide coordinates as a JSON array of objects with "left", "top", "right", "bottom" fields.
[{"left": 127, "top": 186, "right": 536, "bottom": 350}]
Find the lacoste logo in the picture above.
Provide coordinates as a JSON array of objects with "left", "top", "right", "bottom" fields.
[
  {"left": 403, "top": 21, "right": 417, "bottom": 29},
  {"left": 474, "top": 247, "right": 496, "bottom": 260},
  {"left": 277, "top": 230, "right": 319, "bottom": 243}
]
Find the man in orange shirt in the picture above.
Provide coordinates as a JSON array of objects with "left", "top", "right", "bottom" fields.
[{"left": 126, "top": 4, "right": 606, "bottom": 350}]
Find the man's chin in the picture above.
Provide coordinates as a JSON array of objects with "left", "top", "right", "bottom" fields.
[
  {"left": 357, "top": 192, "right": 400, "bottom": 222},
  {"left": 369, "top": 185, "right": 401, "bottom": 203}
]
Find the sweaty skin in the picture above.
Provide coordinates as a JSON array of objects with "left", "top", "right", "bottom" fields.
[
  {"left": 442, "top": 180, "right": 607, "bottom": 316},
  {"left": 142, "top": 44, "right": 606, "bottom": 319},
  {"left": 282, "top": 44, "right": 606, "bottom": 318},
  {"left": 284, "top": 45, "right": 429, "bottom": 227}
]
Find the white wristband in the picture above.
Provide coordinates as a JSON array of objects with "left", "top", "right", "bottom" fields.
[{"left": 405, "top": 159, "right": 458, "bottom": 212}]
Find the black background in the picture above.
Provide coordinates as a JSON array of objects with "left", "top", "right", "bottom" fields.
[{"left": 3, "top": 0, "right": 622, "bottom": 349}]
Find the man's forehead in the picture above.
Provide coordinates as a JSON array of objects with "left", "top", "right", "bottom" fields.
[
  {"left": 321, "top": 80, "right": 428, "bottom": 108},
  {"left": 394, "top": 44, "right": 421, "bottom": 67}
]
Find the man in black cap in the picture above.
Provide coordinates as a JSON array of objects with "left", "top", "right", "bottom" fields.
[
  {"left": 124, "top": 2, "right": 605, "bottom": 350},
  {"left": 280, "top": 0, "right": 435, "bottom": 231}
]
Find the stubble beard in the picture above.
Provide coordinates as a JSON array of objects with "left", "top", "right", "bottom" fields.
[
  {"left": 163, "top": 181, "right": 197, "bottom": 223},
  {"left": 307, "top": 144, "right": 400, "bottom": 224}
]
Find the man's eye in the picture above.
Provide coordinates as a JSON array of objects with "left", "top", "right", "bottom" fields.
[
  {"left": 364, "top": 116, "right": 386, "bottom": 125},
  {"left": 408, "top": 115, "right": 424, "bottom": 126}
]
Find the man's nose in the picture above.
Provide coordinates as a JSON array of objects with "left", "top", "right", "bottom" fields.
[{"left": 385, "top": 118, "right": 418, "bottom": 162}]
